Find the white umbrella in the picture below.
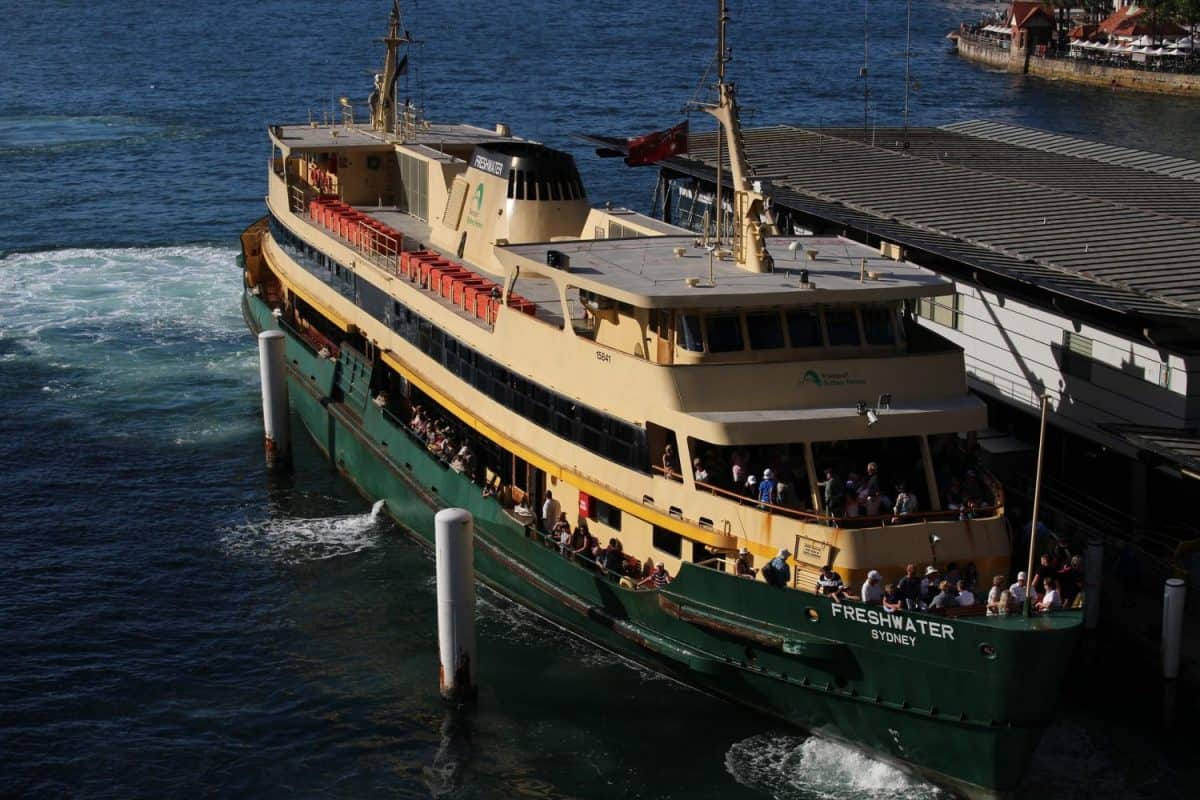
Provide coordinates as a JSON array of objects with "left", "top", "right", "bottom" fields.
[{"left": 1132, "top": 35, "right": 1153, "bottom": 47}]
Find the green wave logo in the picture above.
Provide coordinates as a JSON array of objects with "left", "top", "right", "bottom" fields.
[{"left": 802, "top": 369, "right": 823, "bottom": 387}]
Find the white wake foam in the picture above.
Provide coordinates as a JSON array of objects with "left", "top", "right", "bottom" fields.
[
  {"left": 725, "top": 733, "right": 941, "bottom": 800},
  {"left": 221, "top": 500, "right": 387, "bottom": 565}
]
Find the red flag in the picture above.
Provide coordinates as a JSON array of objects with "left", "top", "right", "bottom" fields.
[{"left": 624, "top": 120, "right": 688, "bottom": 166}]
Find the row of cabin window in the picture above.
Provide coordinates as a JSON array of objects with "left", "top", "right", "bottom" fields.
[
  {"left": 270, "top": 217, "right": 356, "bottom": 300},
  {"left": 675, "top": 306, "right": 898, "bottom": 354},
  {"left": 269, "top": 212, "right": 648, "bottom": 472},
  {"left": 506, "top": 169, "right": 585, "bottom": 202}
]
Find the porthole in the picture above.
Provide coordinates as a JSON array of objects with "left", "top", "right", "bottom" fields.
[
  {"left": 979, "top": 643, "right": 998, "bottom": 660},
  {"left": 805, "top": 607, "right": 820, "bottom": 622}
]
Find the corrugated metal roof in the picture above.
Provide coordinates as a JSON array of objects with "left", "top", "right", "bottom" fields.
[
  {"left": 1103, "top": 424, "right": 1200, "bottom": 474},
  {"left": 674, "top": 122, "right": 1200, "bottom": 320}
]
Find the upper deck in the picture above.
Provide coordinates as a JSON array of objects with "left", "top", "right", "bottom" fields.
[{"left": 498, "top": 233, "right": 954, "bottom": 309}]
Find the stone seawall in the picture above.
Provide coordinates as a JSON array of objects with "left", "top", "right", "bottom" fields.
[{"left": 954, "top": 35, "right": 1200, "bottom": 96}]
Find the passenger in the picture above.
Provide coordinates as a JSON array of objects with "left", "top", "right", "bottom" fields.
[
  {"left": 731, "top": 457, "right": 745, "bottom": 489},
  {"left": 956, "top": 579, "right": 976, "bottom": 607},
  {"left": 986, "top": 575, "right": 1006, "bottom": 615},
  {"left": 963, "top": 469, "right": 985, "bottom": 505},
  {"left": 819, "top": 467, "right": 846, "bottom": 518},
  {"left": 638, "top": 562, "right": 671, "bottom": 589},
  {"left": 1036, "top": 576, "right": 1062, "bottom": 613},
  {"left": 541, "top": 490, "right": 560, "bottom": 534},
  {"left": 745, "top": 473, "right": 758, "bottom": 499},
  {"left": 919, "top": 566, "right": 941, "bottom": 607},
  {"left": 1008, "top": 571, "right": 1030, "bottom": 606},
  {"left": 942, "top": 477, "right": 965, "bottom": 511},
  {"left": 1058, "top": 555, "right": 1085, "bottom": 607},
  {"left": 642, "top": 555, "right": 655, "bottom": 579},
  {"left": 896, "top": 563, "right": 922, "bottom": 610},
  {"left": 763, "top": 548, "right": 792, "bottom": 588},
  {"left": 928, "top": 580, "right": 959, "bottom": 609},
  {"left": 1033, "top": 553, "right": 1058, "bottom": 595},
  {"left": 861, "top": 570, "right": 884, "bottom": 605},
  {"left": 881, "top": 583, "right": 903, "bottom": 613},
  {"left": 693, "top": 458, "right": 709, "bottom": 483},
  {"left": 816, "top": 563, "right": 845, "bottom": 598},
  {"left": 891, "top": 482, "right": 918, "bottom": 522},
  {"left": 661, "top": 443, "right": 679, "bottom": 476},
  {"left": 997, "top": 589, "right": 1012, "bottom": 615},
  {"left": 863, "top": 461, "right": 884, "bottom": 516},
  {"left": 552, "top": 512, "right": 571, "bottom": 551},
  {"left": 570, "top": 519, "right": 590, "bottom": 559},
  {"left": 844, "top": 472, "right": 862, "bottom": 516},
  {"left": 602, "top": 538, "right": 625, "bottom": 575},
  {"left": 734, "top": 547, "right": 757, "bottom": 579},
  {"left": 944, "top": 562, "right": 962, "bottom": 588},
  {"left": 758, "top": 469, "right": 777, "bottom": 506}
]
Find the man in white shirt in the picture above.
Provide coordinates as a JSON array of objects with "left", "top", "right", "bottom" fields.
[
  {"left": 1036, "top": 576, "right": 1062, "bottom": 613},
  {"left": 861, "top": 570, "right": 884, "bottom": 604},
  {"left": 541, "top": 490, "right": 560, "bottom": 534},
  {"left": 956, "top": 579, "right": 976, "bottom": 607},
  {"left": 1008, "top": 571, "right": 1029, "bottom": 606}
]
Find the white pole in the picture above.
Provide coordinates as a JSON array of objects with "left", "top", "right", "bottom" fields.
[
  {"left": 1162, "top": 577, "right": 1186, "bottom": 680},
  {"left": 436, "top": 508, "right": 477, "bottom": 702},
  {"left": 1023, "top": 395, "right": 1049, "bottom": 618},
  {"left": 258, "top": 330, "right": 291, "bottom": 471},
  {"left": 1085, "top": 537, "right": 1103, "bottom": 630}
]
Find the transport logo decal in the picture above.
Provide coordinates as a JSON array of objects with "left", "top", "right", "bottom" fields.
[
  {"left": 801, "top": 369, "right": 823, "bottom": 387},
  {"left": 473, "top": 183, "right": 484, "bottom": 211}
]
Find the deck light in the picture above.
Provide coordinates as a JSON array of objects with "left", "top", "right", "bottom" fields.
[{"left": 866, "top": 409, "right": 879, "bottom": 427}]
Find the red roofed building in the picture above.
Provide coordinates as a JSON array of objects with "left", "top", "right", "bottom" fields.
[
  {"left": 1007, "top": 3, "right": 1056, "bottom": 57},
  {"left": 1096, "top": 5, "right": 1188, "bottom": 42}
]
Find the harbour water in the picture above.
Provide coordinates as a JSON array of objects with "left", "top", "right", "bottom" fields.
[{"left": 3, "top": 2, "right": 1200, "bottom": 797}]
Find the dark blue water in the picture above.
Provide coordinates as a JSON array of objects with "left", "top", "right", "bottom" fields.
[{"left": 3, "top": 2, "right": 1199, "bottom": 798}]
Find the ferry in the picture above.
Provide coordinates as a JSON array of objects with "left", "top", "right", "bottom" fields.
[{"left": 238, "top": 3, "right": 1082, "bottom": 796}]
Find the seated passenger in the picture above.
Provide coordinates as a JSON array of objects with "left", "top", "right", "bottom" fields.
[
  {"left": 734, "top": 547, "right": 757, "bottom": 579},
  {"left": 638, "top": 562, "right": 671, "bottom": 589},
  {"left": 570, "top": 520, "right": 590, "bottom": 558},
  {"left": 815, "top": 564, "right": 844, "bottom": 597},
  {"left": 955, "top": 579, "right": 976, "bottom": 607},
  {"left": 602, "top": 538, "right": 625, "bottom": 575},
  {"left": 942, "top": 477, "right": 964, "bottom": 511},
  {"left": 693, "top": 458, "right": 709, "bottom": 483},
  {"left": 661, "top": 443, "right": 679, "bottom": 476},
  {"left": 861, "top": 570, "right": 884, "bottom": 605},
  {"left": 882, "top": 583, "right": 903, "bottom": 613},
  {"left": 552, "top": 512, "right": 571, "bottom": 551},
  {"left": 996, "top": 589, "right": 1012, "bottom": 615},
  {"left": 891, "top": 483, "right": 918, "bottom": 522},
  {"left": 1036, "top": 576, "right": 1062, "bottom": 613},
  {"left": 986, "top": 575, "right": 1006, "bottom": 615},
  {"left": 928, "top": 580, "right": 959, "bottom": 609}
]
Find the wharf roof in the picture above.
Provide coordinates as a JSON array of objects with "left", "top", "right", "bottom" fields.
[
  {"left": 270, "top": 121, "right": 518, "bottom": 153},
  {"left": 663, "top": 121, "right": 1200, "bottom": 322},
  {"left": 500, "top": 234, "right": 952, "bottom": 309},
  {"left": 1103, "top": 423, "right": 1200, "bottom": 476}
]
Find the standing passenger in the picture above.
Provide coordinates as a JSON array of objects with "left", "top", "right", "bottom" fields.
[{"left": 541, "top": 490, "right": 560, "bottom": 534}]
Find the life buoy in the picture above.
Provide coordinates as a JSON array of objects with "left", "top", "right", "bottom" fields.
[{"left": 619, "top": 577, "right": 635, "bottom": 590}]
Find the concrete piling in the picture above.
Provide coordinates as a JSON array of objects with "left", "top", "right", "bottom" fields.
[
  {"left": 257, "top": 330, "right": 291, "bottom": 471},
  {"left": 436, "top": 508, "right": 477, "bottom": 702}
]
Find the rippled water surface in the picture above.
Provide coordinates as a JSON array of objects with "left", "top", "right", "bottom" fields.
[{"left": 3, "top": 1, "right": 1200, "bottom": 798}]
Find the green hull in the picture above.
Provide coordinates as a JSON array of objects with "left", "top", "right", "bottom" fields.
[{"left": 243, "top": 290, "right": 1081, "bottom": 799}]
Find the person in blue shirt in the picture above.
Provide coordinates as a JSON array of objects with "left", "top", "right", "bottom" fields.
[
  {"left": 758, "top": 468, "right": 777, "bottom": 506},
  {"left": 763, "top": 547, "right": 791, "bottom": 587}
]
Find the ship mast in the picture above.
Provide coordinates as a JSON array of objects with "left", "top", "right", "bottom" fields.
[
  {"left": 700, "top": 0, "right": 776, "bottom": 273},
  {"left": 370, "top": 0, "right": 410, "bottom": 134}
]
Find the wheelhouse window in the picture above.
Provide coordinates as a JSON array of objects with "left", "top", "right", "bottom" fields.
[
  {"left": 679, "top": 313, "right": 704, "bottom": 352},
  {"left": 705, "top": 314, "right": 744, "bottom": 353},
  {"left": 652, "top": 526, "right": 682, "bottom": 558},
  {"left": 785, "top": 310, "right": 823, "bottom": 347},
  {"left": 825, "top": 309, "right": 861, "bottom": 346},
  {"left": 862, "top": 307, "right": 896, "bottom": 345},
  {"left": 746, "top": 311, "right": 786, "bottom": 350}
]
